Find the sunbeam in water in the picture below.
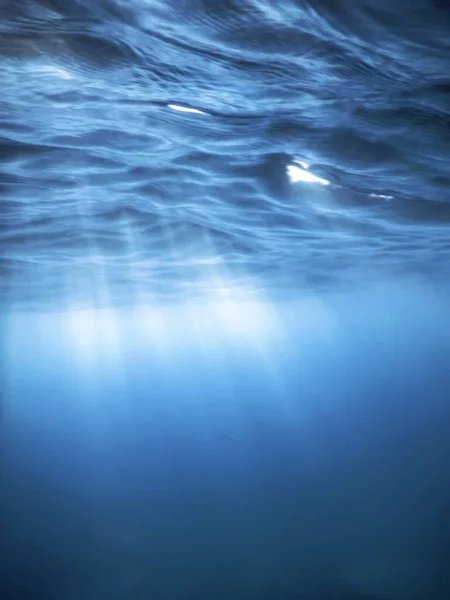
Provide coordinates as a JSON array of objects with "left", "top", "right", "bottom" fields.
[{"left": 1, "top": 1, "right": 450, "bottom": 599}]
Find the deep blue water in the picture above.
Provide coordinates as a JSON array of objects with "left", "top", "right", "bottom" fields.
[
  {"left": 1, "top": 1, "right": 450, "bottom": 599},
  {"left": 2, "top": 285, "right": 450, "bottom": 599}
]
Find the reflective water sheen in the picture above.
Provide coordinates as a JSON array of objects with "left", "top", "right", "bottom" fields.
[{"left": 1, "top": 0, "right": 449, "bottom": 308}]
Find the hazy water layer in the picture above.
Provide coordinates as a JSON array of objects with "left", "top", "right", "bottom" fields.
[
  {"left": 1, "top": 0, "right": 449, "bottom": 308},
  {"left": 2, "top": 283, "right": 450, "bottom": 599}
]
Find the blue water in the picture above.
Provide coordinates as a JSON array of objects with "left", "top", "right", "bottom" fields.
[
  {"left": 1, "top": 0, "right": 449, "bottom": 306},
  {"left": 1, "top": 1, "right": 450, "bottom": 598}
]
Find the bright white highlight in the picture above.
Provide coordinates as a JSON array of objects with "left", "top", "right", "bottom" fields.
[
  {"left": 287, "top": 164, "right": 330, "bottom": 186},
  {"left": 168, "top": 104, "right": 206, "bottom": 115}
]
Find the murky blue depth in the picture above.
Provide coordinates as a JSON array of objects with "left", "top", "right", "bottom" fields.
[
  {"left": 1, "top": 1, "right": 450, "bottom": 599},
  {"left": 2, "top": 283, "right": 450, "bottom": 599}
]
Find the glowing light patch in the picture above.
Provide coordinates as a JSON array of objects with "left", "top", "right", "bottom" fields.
[
  {"left": 168, "top": 104, "right": 206, "bottom": 115},
  {"left": 66, "top": 310, "right": 99, "bottom": 364},
  {"left": 66, "top": 308, "right": 121, "bottom": 367},
  {"left": 37, "top": 65, "right": 73, "bottom": 80},
  {"left": 195, "top": 281, "right": 278, "bottom": 342},
  {"left": 213, "top": 298, "right": 275, "bottom": 338},
  {"left": 287, "top": 164, "right": 330, "bottom": 186}
]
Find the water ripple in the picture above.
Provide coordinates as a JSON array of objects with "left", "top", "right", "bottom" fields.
[{"left": 1, "top": 0, "right": 449, "bottom": 308}]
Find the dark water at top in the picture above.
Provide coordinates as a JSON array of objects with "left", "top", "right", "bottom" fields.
[{"left": 1, "top": 0, "right": 449, "bottom": 308}]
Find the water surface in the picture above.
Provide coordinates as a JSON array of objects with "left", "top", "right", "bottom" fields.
[{"left": 1, "top": 0, "right": 449, "bottom": 307}]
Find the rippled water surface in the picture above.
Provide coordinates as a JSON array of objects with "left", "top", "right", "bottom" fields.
[{"left": 1, "top": 0, "right": 449, "bottom": 307}]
